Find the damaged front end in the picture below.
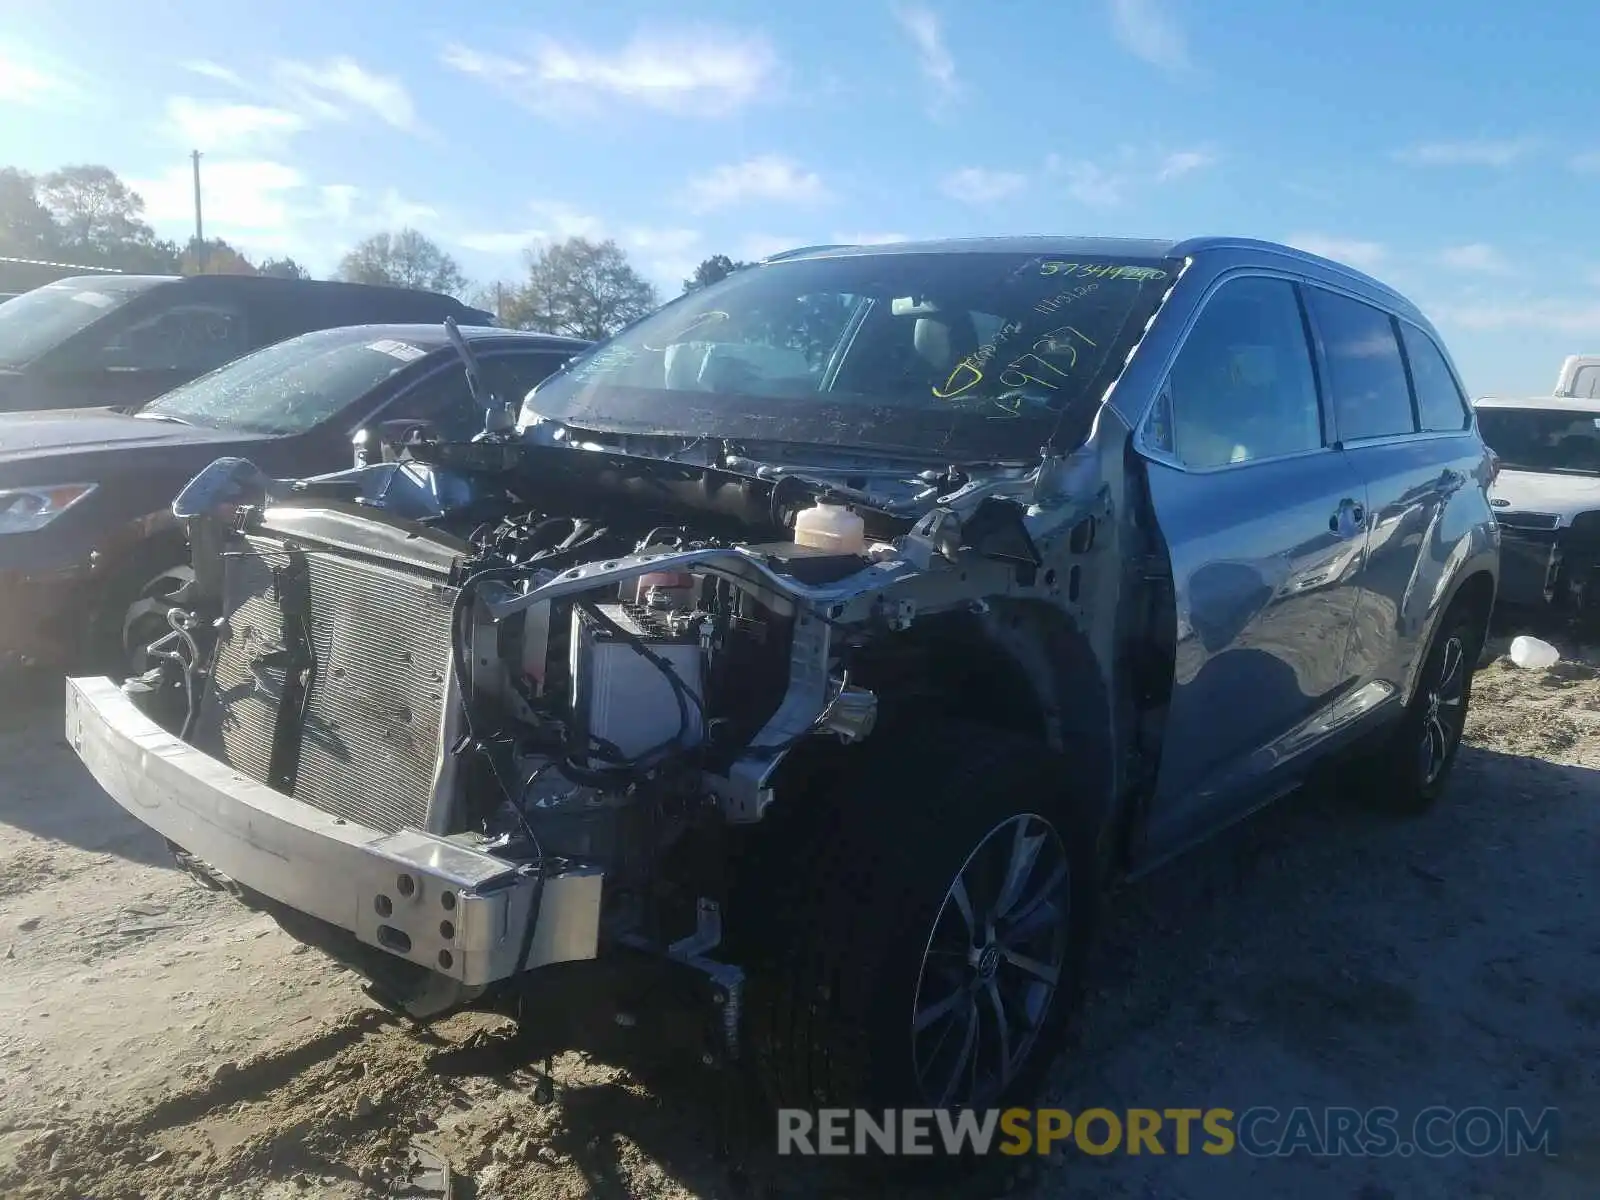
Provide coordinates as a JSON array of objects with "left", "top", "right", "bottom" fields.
[{"left": 66, "top": 428, "right": 1104, "bottom": 1040}]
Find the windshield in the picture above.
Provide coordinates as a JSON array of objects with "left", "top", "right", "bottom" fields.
[
  {"left": 139, "top": 327, "right": 432, "bottom": 435},
  {"left": 1477, "top": 407, "right": 1600, "bottom": 475},
  {"left": 0, "top": 276, "right": 163, "bottom": 368},
  {"left": 522, "top": 250, "right": 1175, "bottom": 460}
]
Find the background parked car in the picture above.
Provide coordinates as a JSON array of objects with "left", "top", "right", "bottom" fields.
[
  {"left": 0, "top": 322, "right": 588, "bottom": 671},
  {"left": 0, "top": 273, "right": 496, "bottom": 413},
  {"left": 1475, "top": 393, "right": 1600, "bottom": 616}
]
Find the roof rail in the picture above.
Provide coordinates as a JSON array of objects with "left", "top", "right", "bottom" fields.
[{"left": 759, "top": 243, "right": 856, "bottom": 263}]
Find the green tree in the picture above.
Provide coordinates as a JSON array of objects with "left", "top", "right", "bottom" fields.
[
  {"left": 179, "top": 237, "right": 257, "bottom": 275},
  {"left": 506, "top": 237, "right": 658, "bottom": 340},
  {"left": 257, "top": 255, "right": 312, "bottom": 280},
  {"left": 35, "top": 164, "right": 176, "bottom": 271},
  {"left": 336, "top": 228, "right": 468, "bottom": 295},
  {"left": 682, "top": 253, "right": 751, "bottom": 294},
  {"left": 0, "top": 169, "right": 60, "bottom": 258}
]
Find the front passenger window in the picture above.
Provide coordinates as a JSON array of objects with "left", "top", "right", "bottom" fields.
[{"left": 1162, "top": 277, "right": 1323, "bottom": 469}]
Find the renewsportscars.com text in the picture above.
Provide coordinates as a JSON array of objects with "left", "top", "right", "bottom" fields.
[{"left": 777, "top": 1106, "right": 1560, "bottom": 1158}]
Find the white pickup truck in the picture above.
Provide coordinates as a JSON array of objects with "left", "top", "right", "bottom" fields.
[{"left": 1555, "top": 354, "right": 1600, "bottom": 399}]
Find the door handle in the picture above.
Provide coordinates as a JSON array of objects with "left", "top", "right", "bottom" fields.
[{"left": 1329, "top": 498, "right": 1366, "bottom": 535}]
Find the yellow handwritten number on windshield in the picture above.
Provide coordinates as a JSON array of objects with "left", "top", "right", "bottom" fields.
[{"left": 933, "top": 359, "right": 984, "bottom": 399}]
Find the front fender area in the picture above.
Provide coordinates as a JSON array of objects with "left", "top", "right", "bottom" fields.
[
  {"left": 777, "top": 599, "right": 1118, "bottom": 835},
  {"left": 0, "top": 508, "right": 185, "bottom": 667}
]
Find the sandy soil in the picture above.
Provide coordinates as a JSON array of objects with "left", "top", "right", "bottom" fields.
[{"left": 0, "top": 628, "right": 1596, "bottom": 1200}]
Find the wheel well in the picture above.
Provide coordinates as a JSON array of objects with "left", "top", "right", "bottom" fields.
[
  {"left": 763, "top": 601, "right": 1117, "bottom": 842},
  {"left": 1450, "top": 569, "right": 1495, "bottom": 635}
]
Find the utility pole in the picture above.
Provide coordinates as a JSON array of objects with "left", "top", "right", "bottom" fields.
[{"left": 191, "top": 150, "right": 205, "bottom": 273}]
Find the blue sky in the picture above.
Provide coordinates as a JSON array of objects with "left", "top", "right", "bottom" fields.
[{"left": 2, "top": 0, "right": 1598, "bottom": 395}]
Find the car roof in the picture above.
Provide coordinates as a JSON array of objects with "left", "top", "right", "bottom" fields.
[
  {"left": 44, "top": 273, "right": 489, "bottom": 306},
  {"left": 1475, "top": 394, "right": 1600, "bottom": 416},
  {"left": 759, "top": 234, "right": 1418, "bottom": 321},
  {"left": 295, "top": 323, "right": 591, "bottom": 352}
]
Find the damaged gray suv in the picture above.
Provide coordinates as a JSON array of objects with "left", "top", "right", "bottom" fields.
[{"left": 65, "top": 236, "right": 1498, "bottom": 1131}]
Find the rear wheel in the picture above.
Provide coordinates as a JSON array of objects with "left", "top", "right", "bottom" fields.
[
  {"left": 744, "top": 722, "right": 1100, "bottom": 1149},
  {"left": 1347, "top": 602, "right": 1483, "bottom": 814}
]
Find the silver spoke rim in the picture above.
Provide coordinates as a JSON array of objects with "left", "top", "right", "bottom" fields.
[
  {"left": 1419, "top": 635, "right": 1467, "bottom": 786},
  {"left": 910, "top": 812, "right": 1071, "bottom": 1108}
]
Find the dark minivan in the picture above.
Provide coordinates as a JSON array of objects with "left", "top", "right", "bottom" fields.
[{"left": 0, "top": 273, "right": 496, "bottom": 412}]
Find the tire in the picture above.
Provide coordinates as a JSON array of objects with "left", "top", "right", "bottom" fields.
[
  {"left": 1347, "top": 601, "right": 1484, "bottom": 814},
  {"left": 101, "top": 562, "right": 195, "bottom": 679},
  {"left": 742, "top": 721, "right": 1100, "bottom": 1156}
]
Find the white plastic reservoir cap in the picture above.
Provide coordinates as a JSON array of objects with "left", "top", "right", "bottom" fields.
[{"left": 793, "top": 499, "right": 866, "bottom": 555}]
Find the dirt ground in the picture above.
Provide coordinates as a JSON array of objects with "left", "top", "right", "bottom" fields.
[{"left": 0, "top": 628, "right": 1597, "bottom": 1200}]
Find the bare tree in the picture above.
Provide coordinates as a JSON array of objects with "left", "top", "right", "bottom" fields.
[
  {"left": 506, "top": 237, "right": 658, "bottom": 340},
  {"left": 336, "top": 228, "right": 468, "bottom": 296}
]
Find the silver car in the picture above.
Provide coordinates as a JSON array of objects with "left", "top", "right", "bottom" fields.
[{"left": 65, "top": 236, "right": 1499, "bottom": 1150}]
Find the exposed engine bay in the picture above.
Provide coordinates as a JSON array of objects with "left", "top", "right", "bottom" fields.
[{"left": 117, "top": 402, "right": 1109, "bottom": 1048}]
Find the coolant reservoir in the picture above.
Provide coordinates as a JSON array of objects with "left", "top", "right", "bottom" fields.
[{"left": 793, "top": 500, "right": 866, "bottom": 554}]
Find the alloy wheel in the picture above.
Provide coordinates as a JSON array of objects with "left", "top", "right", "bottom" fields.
[
  {"left": 909, "top": 812, "right": 1071, "bottom": 1108},
  {"left": 1419, "top": 634, "right": 1467, "bottom": 787}
]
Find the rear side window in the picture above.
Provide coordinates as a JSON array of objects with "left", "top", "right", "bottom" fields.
[
  {"left": 1569, "top": 364, "right": 1600, "bottom": 399},
  {"left": 1305, "top": 289, "right": 1415, "bottom": 441},
  {"left": 1400, "top": 325, "right": 1470, "bottom": 432},
  {"left": 94, "top": 300, "right": 250, "bottom": 373},
  {"left": 1158, "top": 276, "right": 1324, "bottom": 469}
]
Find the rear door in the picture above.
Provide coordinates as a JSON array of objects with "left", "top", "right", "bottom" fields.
[
  {"left": 1304, "top": 288, "right": 1483, "bottom": 706},
  {"left": 1135, "top": 273, "right": 1369, "bottom": 855}
]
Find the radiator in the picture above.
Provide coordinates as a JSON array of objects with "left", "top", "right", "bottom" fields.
[{"left": 192, "top": 534, "right": 459, "bottom": 835}]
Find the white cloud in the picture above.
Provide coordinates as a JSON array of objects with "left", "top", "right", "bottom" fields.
[
  {"left": 833, "top": 231, "right": 912, "bottom": 244},
  {"left": 456, "top": 201, "right": 608, "bottom": 254},
  {"left": 1156, "top": 148, "right": 1217, "bottom": 181},
  {"left": 1285, "top": 233, "right": 1389, "bottom": 272},
  {"left": 891, "top": 3, "right": 958, "bottom": 107},
  {"left": 1432, "top": 298, "right": 1600, "bottom": 335},
  {"left": 129, "top": 159, "right": 307, "bottom": 247},
  {"left": 274, "top": 57, "right": 420, "bottom": 134},
  {"left": 1395, "top": 139, "right": 1536, "bottom": 167},
  {"left": 1062, "top": 161, "right": 1127, "bottom": 206},
  {"left": 162, "top": 96, "right": 307, "bottom": 152},
  {"left": 442, "top": 27, "right": 779, "bottom": 118},
  {"left": 128, "top": 160, "right": 441, "bottom": 268},
  {"left": 1109, "top": 0, "right": 1189, "bottom": 71},
  {"left": 940, "top": 167, "right": 1026, "bottom": 204},
  {"left": 0, "top": 44, "right": 85, "bottom": 107},
  {"left": 182, "top": 60, "right": 249, "bottom": 89},
  {"left": 1438, "top": 243, "right": 1512, "bottom": 275},
  {"left": 166, "top": 56, "right": 423, "bottom": 151},
  {"left": 684, "top": 156, "right": 831, "bottom": 212}
]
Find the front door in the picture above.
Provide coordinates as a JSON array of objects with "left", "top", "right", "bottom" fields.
[{"left": 1135, "top": 274, "right": 1369, "bottom": 857}]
